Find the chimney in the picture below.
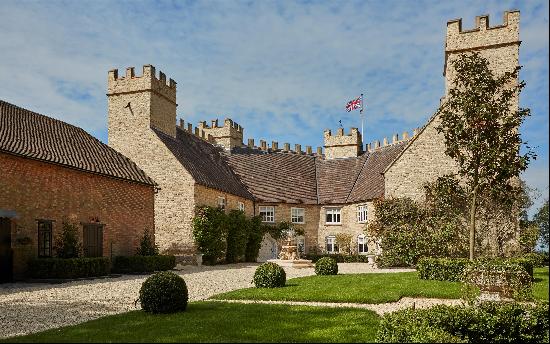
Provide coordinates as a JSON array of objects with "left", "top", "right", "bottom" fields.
[
  {"left": 306, "top": 146, "right": 312, "bottom": 154},
  {"left": 284, "top": 143, "right": 290, "bottom": 151},
  {"left": 248, "top": 138, "right": 254, "bottom": 148},
  {"left": 272, "top": 141, "right": 278, "bottom": 151},
  {"left": 260, "top": 140, "right": 267, "bottom": 150},
  {"left": 295, "top": 144, "right": 302, "bottom": 154}
]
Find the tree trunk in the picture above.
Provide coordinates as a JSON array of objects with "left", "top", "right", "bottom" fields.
[{"left": 469, "top": 186, "right": 477, "bottom": 261}]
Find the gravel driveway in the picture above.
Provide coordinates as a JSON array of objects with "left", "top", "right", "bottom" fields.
[{"left": 0, "top": 263, "right": 414, "bottom": 339}]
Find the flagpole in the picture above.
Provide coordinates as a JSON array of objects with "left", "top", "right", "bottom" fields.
[{"left": 360, "top": 93, "right": 364, "bottom": 141}]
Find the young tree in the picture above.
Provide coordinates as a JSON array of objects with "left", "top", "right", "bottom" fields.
[{"left": 436, "top": 52, "right": 535, "bottom": 260}]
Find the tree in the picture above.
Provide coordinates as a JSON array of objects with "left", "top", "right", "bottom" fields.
[
  {"left": 136, "top": 228, "right": 159, "bottom": 256},
  {"left": 436, "top": 52, "right": 536, "bottom": 260},
  {"left": 534, "top": 201, "right": 549, "bottom": 249},
  {"left": 53, "top": 220, "right": 82, "bottom": 258}
]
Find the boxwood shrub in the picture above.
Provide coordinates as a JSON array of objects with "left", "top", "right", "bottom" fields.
[
  {"left": 315, "top": 257, "right": 338, "bottom": 275},
  {"left": 417, "top": 257, "right": 534, "bottom": 283},
  {"left": 139, "top": 271, "right": 188, "bottom": 314},
  {"left": 253, "top": 262, "right": 286, "bottom": 288},
  {"left": 29, "top": 257, "right": 110, "bottom": 279},
  {"left": 112, "top": 255, "right": 176, "bottom": 274},
  {"left": 376, "top": 301, "right": 549, "bottom": 343}
]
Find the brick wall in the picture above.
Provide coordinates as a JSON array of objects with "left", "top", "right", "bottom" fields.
[{"left": 0, "top": 152, "right": 155, "bottom": 279}]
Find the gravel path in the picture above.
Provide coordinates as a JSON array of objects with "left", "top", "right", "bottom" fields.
[
  {"left": 213, "top": 297, "right": 465, "bottom": 316},
  {"left": 0, "top": 263, "right": 415, "bottom": 339}
]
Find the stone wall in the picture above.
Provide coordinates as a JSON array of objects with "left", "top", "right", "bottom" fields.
[
  {"left": 317, "top": 202, "right": 377, "bottom": 254},
  {"left": 0, "top": 152, "right": 155, "bottom": 279},
  {"left": 195, "top": 184, "right": 255, "bottom": 217}
]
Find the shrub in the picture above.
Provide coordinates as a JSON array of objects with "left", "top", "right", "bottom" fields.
[
  {"left": 244, "top": 216, "right": 263, "bottom": 262},
  {"left": 53, "top": 220, "right": 82, "bottom": 258},
  {"left": 253, "top": 262, "right": 286, "bottom": 288},
  {"left": 522, "top": 252, "right": 548, "bottom": 268},
  {"left": 139, "top": 271, "right": 188, "bottom": 314},
  {"left": 136, "top": 228, "right": 159, "bottom": 256},
  {"left": 225, "top": 210, "right": 249, "bottom": 263},
  {"left": 417, "top": 257, "right": 471, "bottom": 282},
  {"left": 376, "top": 302, "right": 549, "bottom": 343},
  {"left": 112, "top": 255, "right": 176, "bottom": 274},
  {"left": 315, "top": 257, "right": 338, "bottom": 275},
  {"left": 29, "top": 257, "right": 110, "bottom": 279},
  {"left": 192, "top": 206, "right": 228, "bottom": 264}
]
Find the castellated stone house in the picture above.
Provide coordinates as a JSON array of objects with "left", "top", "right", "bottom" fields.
[{"left": 107, "top": 10, "right": 521, "bottom": 261}]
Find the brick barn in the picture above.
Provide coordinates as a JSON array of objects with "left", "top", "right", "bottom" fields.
[{"left": 0, "top": 100, "right": 156, "bottom": 281}]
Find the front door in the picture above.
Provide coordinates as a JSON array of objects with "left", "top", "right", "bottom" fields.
[
  {"left": 0, "top": 217, "right": 13, "bottom": 283},
  {"left": 83, "top": 224, "right": 103, "bottom": 257}
]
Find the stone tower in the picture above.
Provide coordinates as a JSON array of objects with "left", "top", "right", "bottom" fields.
[
  {"left": 444, "top": 10, "right": 520, "bottom": 106},
  {"left": 323, "top": 127, "right": 362, "bottom": 160},
  {"left": 197, "top": 118, "right": 244, "bottom": 150}
]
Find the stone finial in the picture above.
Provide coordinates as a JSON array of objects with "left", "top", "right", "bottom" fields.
[
  {"left": 337, "top": 128, "right": 344, "bottom": 136},
  {"left": 383, "top": 137, "right": 388, "bottom": 146},
  {"left": 295, "top": 144, "right": 302, "bottom": 154},
  {"left": 392, "top": 133, "right": 399, "bottom": 143},
  {"left": 198, "top": 121, "right": 207, "bottom": 129},
  {"left": 159, "top": 71, "right": 166, "bottom": 84},
  {"left": 413, "top": 128, "right": 419, "bottom": 136},
  {"left": 211, "top": 119, "right": 218, "bottom": 128},
  {"left": 375, "top": 140, "right": 380, "bottom": 148},
  {"left": 248, "top": 138, "right": 254, "bottom": 147},
  {"left": 126, "top": 67, "right": 135, "bottom": 78},
  {"left": 187, "top": 123, "right": 192, "bottom": 132},
  {"left": 306, "top": 146, "right": 312, "bottom": 154},
  {"left": 194, "top": 127, "right": 200, "bottom": 136},
  {"left": 143, "top": 64, "right": 155, "bottom": 78},
  {"left": 272, "top": 141, "right": 278, "bottom": 151},
  {"left": 260, "top": 140, "right": 267, "bottom": 150},
  {"left": 367, "top": 143, "right": 372, "bottom": 152},
  {"left": 179, "top": 118, "right": 184, "bottom": 128},
  {"left": 284, "top": 143, "right": 290, "bottom": 151},
  {"left": 402, "top": 131, "right": 409, "bottom": 140},
  {"left": 317, "top": 147, "right": 323, "bottom": 155}
]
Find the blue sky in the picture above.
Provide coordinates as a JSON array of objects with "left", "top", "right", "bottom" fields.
[{"left": 0, "top": 0, "right": 548, "bottom": 214}]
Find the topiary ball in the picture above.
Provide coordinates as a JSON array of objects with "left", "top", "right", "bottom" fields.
[
  {"left": 253, "top": 262, "right": 286, "bottom": 288},
  {"left": 139, "top": 271, "right": 188, "bottom": 313},
  {"left": 315, "top": 257, "right": 338, "bottom": 275}
]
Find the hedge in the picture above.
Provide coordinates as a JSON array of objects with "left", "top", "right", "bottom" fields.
[
  {"left": 112, "top": 255, "right": 176, "bottom": 274},
  {"left": 417, "top": 257, "right": 534, "bottom": 282},
  {"left": 29, "top": 257, "right": 111, "bottom": 279},
  {"left": 304, "top": 253, "right": 371, "bottom": 263},
  {"left": 376, "top": 302, "right": 549, "bottom": 343}
]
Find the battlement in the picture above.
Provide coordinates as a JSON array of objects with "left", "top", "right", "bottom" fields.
[
  {"left": 197, "top": 118, "right": 244, "bottom": 133},
  {"left": 195, "top": 117, "right": 244, "bottom": 150},
  {"left": 366, "top": 129, "right": 417, "bottom": 152},
  {"left": 107, "top": 65, "right": 177, "bottom": 104},
  {"left": 446, "top": 10, "right": 519, "bottom": 52},
  {"left": 245, "top": 138, "right": 323, "bottom": 156},
  {"left": 323, "top": 127, "right": 362, "bottom": 160}
]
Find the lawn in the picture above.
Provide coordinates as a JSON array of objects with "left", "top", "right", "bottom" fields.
[
  {"left": 3, "top": 302, "right": 380, "bottom": 343},
  {"left": 212, "top": 272, "right": 463, "bottom": 303},
  {"left": 533, "top": 267, "right": 549, "bottom": 301}
]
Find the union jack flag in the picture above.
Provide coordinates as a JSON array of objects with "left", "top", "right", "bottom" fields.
[{"left": 345, "top": 96, "right": 363, "bottom": 112}]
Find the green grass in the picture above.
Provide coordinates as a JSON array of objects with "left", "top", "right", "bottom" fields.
[
  {"left": 212, "top": 272, "right": 463, "bottom": 304},
  {"left": 533, "top": 267, "right": 549, "bottom": 301},
  {"left": 3, "top": 302, "right": 380, "bottom": 343}
]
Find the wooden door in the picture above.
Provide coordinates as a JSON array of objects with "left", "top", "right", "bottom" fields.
[
  {"left": 83, "top": 224, "right": 103, "bottom": 257},
  {"left": 0, "top": 217, "right": 13, "bottom": 283}
]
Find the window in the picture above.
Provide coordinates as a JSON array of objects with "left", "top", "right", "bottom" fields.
[
  {"left": 326, "top": 235, "right": 338, "bottom": 253},
  {"left": 259, "top": 206, "right": 275, "bottom": 223},
  {"left": 217, "top": 197, "right": 226, "bottom": 211},
  {"left": 37, "top": 220, "right": 52, "bottom": 257},
  {"left": 291, "top": 208, "right": 305, "bottom": 224},
  {"left": 358, "top": 234, "right": 368, "bottom": 254},
  {"left": 357, "top": 205, "right": 368, "bottom": 223},
  {"left": 325, "top": 208, "right": 341, "bottom": 224},
  {"left": 238, "top": 202, "right": 245, "bottom": 212}
]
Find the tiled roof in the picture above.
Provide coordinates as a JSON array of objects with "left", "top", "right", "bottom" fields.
[
  {"left": 347, "top": 142, "right": 407, "bottom": 202},
  {"left": 317, "top": 154, "right": 368, "bottom": 204},
  {"left": 153, "top": 127, "right": 254, "bottom": 199},
  {"left": 226, "top": 147, "right": 318, "bottom": 204},
  {"left": 0, "top": 100, "right": 155, "bottom": 186}
]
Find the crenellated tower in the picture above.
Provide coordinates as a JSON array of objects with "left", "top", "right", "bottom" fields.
[
  {"left": 197, "top": 118, "right": 244, "bottom": 150},
  {"left": 444, "top": 10, "right": 520, "bottom": 107},
  {"left": 323, "top": 127, "right": 362, "bottom": 160}
]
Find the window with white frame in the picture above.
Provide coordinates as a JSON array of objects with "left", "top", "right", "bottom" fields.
[
  {"left": 259, "top": 206, "right": 275, "bottom": 223},
  {"left": 217, "top": 196, "right": 226, "bottom": 210},
  {"left": 326, "top": 235, "right": 338, "bottom": 253},
  {"left": 357, "top": 234, "right": 368, "bottom": 254},
  {"left": 238, "top": 202, "right": 245, "bottom": 212},
  {"left": 357, "top": 205, "right": 368, "bottom": 223},
  {"left": 325, "top": 208, "right": 341, "bottom": 224},
  {"left": 291, "top": 207, "right": 305, "bottom": 224}
]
